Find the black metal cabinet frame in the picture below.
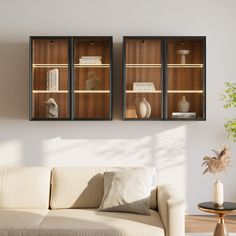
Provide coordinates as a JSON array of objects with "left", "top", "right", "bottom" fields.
[
  {"left": 122, "top": 36, "right": 206, "bottom": 121},
  {"left": 29, "top": 36, "right": 113, "bottom": 121}
]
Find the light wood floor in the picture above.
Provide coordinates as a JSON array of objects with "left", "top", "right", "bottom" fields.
[{"left": 186, "top": 215, "right": 236, "bottom": 233}]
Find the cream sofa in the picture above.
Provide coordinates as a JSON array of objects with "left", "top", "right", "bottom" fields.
[{"left": 0, "top": 167, "right": 185, "bottom": 236}]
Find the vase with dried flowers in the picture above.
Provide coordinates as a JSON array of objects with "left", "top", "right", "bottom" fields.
[{"left": 202, "top": 146, "right": 231, "bottom": 207}]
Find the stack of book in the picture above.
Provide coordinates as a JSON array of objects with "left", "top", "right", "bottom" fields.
[
  {"left": 172, "top": 112, "right": 196, "bottom": 119},
  {"left": 133, "top": 82, "right": 156, "bottom": 91},
  {"left": 79, "top": 56, "right": 102, "bottom": 64},
  {"left": 47, "top": 68, "right": 59, "bottom": 91}
]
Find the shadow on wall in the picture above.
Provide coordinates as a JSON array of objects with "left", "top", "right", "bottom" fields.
[
  {"left": 0, "top": 42, "right": 186, "bottom": 201},
  {"left": 0, "top": 42, "right": 190, "bottom": 213},
  {"left": 0, "top": 42, "right": 42, "bottom": 165},
  {"left": 0, "top": 43, "right": 29, "bottom": 120}
]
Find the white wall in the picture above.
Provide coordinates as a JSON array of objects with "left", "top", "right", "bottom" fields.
[{"left": 0, "top": 0, "right": 235, "bottom": 214}]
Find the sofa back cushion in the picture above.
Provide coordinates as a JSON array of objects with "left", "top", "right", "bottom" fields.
[
  {"left": 50, "top": 167, "right": 157, "bottom": 210},
  {"left": 0, "top": 167, "right": 51, "bottom": 209}
]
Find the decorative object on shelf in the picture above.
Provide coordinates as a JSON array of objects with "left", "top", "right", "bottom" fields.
[
  {"left": 202, "top": 146, "right": 231, "bottom": 207},
  {"left": 45, "top": 98, "right": 58, "bottom": 118},
  {"left": 135, "top": 97, "right": 151, "bottom": 119},
  {"left": 85, "top": 71, "right": 100, "bottom": 90},
  {"left": 172, "top": 112, "right": 196, "bottom": 119},
  {"left": 133, "top": 82, "right": 156, "bottom": 91},
  {"left": 220, "top": 82, "right": 236, "bottom": 142},
  {"left": 79, "top": 56, "right": 102, "bottom": 64},
  {"left": 177, "top": 95, "right": 190, "bottom": 112},
  {"left": 47, "top": 68, "right": 59, "bottom": 91},
  {"left": 214, "top": 179, "right": 224, "bottom": 207},
  {"left": 177, "top": 49, "right": 190, "bottom": 64}
]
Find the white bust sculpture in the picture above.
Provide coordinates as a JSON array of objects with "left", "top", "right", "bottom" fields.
[{"left": 45, "top": 98, "right": 58, "bottom": 118}]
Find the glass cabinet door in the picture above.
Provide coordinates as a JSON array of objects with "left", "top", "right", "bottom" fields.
[
  {"left": 167, "top": 38, "right": 205, "bottom": 120},
  {"left": 73, "top": 37, "right": 112, "bottom": 119},
  {"left": 124, "top": 38, "right": 162, "bottom": 120},
  {"left": 31, "top": 37, "right": 70, "bottom": 120}
]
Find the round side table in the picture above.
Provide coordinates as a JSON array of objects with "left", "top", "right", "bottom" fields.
[{"left": 198, "top": 201, "right": 236, "bottom": 236}]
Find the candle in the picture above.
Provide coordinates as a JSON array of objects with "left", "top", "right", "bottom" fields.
[{"left": 213, "top": 179, "right": 224, "bottom": 206}]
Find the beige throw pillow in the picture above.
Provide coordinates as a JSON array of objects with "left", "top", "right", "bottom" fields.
[{"left": 99, "top": 168, "right": 156, "bottom": 215}]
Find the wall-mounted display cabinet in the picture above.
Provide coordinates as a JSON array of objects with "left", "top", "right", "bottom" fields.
[
  {"left": 123, "top": 36, "right": 206, "bottom": 120},
  {"left": 29, "top": 36, "right": 113, "bottom": 120}
]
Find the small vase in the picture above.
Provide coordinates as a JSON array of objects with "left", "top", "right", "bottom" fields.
[
  {"left": 213, "top": 179, "right": 224, "bottom": 207},
  {"left": 85, "top": 71, "right": 100, "bottom": 90},
  {"left": 85, "top": 78, "right": 99, "bottom": 90},
  {"left": 135, "top": 97, "right": 151, "bottom": 119},
  {"left": 177, "top": 96, "right": 190, "bottom": 112}
]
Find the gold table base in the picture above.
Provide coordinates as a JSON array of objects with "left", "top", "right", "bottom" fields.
[
  {"left": 213, "top": 214, "right": 228, "bottom": 236},
  {"left": 198, "top": 202, "right": 236, "bottom": 236}
]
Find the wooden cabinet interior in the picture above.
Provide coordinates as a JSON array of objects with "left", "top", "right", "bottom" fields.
[
  {"left": 73, "top": 38, "right": 111, "bottom": 119},
  {"left": 167, "top": 39, "right": 205, "bottom": 120},
  {"left": 30, "top": 36, "right": 112, "bottom": 120},
  {"left": 32, "top": 38, "right": 69, "bottom": 119},
  {"left": 123, "top": 36, "right": 206, "bottom": 120},
  {"left": 30, "top": 36, "right": 205, "bottom": 121},
  {"left": 124, "top": 39, "right": 162, "bottom": 119}
]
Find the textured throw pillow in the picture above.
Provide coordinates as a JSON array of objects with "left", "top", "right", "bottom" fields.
[{"left": 99, "top": 168, "right": 156, "bottom": 215}]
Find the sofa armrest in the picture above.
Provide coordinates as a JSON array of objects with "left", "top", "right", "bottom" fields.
[{"left": 157, "top": 185, "right": 185, "bottom": 236}]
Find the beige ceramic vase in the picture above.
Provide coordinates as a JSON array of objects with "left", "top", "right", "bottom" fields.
[
  {"left": 135, "top": 97, "right": 151, "bottom": 119},
  {"left": 177, "top": 95, "right": 190, "bottom": 112}
]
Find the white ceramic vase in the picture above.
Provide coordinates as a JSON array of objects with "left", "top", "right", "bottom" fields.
[
  {"left": 135, "top": 97, "right": 151, "bottom": 119},
  {"left": 177, "top": 96, "right": 190, "bottom": 112},
  {"left": 213, "top": 179, "right": 224, "bottom": 207}
]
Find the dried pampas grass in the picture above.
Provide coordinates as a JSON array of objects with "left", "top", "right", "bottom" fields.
[{"left": 202, "top": 146, "right": 231, "bottom": 175}]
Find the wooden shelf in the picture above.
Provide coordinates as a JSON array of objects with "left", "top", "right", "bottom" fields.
[
  {"left": 168, "top": 90, "right": 203, "bottom": 93},
  {"left": 125, "top": 64, "right": 203, "bottom": 68},
  {"left": 168, "top": 64, "right": 203, "bottom": 68},
  {"left": 126, "top": 90, "right": 161, "bottom": 93},
  {"left": 33, "top": 64, "right": 68, "bottom": 68},
  {"left": 126, "top": 64, "right": 162, "bottom": 68},
  {"left": 74, "top": 90, "right": 110, "bottom": 93},
  {"left": 33, "top": 90, "right": 68, "bottom": 94},
  {"left": 74, "top": 64, "right": 110, "bottom": 68},
  {"left": 33, "top": 90, "right": 110, "bottom": 94}
]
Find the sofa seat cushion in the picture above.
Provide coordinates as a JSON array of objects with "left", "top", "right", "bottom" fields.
[
  {"left": 39, "top": 209, "right": 165, "bottom": 236},
  {"left": 0, "top": 209, "right": 48, "bottom": 235}
]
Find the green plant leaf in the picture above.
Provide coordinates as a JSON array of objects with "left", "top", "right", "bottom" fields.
[{"left": 220, "top": 82, "right": 236, "bottom": 142}]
